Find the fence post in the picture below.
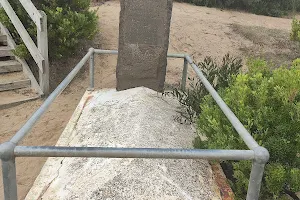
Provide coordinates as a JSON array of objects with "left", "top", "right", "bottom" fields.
[
  {"left": 0, "top": 142, "right": 18, "bottom": 200},
  {"left": 37, "top": 11, "right": 49, "bottom": 95},
  {"left": 246, "top": 147, "right": 269, "bottom": 200},
  {"left": 181, "top": 57, "right": 188, "bottom": 91},
  {"left": 88, "top": 48, "right": 95, "bottom": 90}
]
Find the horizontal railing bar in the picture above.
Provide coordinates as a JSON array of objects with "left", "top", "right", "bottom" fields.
[
  {"left": 94, "top": 49, "right": 118, "bottom": 55},
  {"left": 167, "top": 53, "right": 186, "bottom": 58},
  {"left": 93, "top": 49, "right": 186, "bottom": 58},
  {"left": 9, "top": 49, "right": 93, "bottom": 144},
  {"left": 185, "top": 55, "right": 259, "bottom": 150},
  {"left": 14, "top": 146, "right": 255, "bottom": 160}
]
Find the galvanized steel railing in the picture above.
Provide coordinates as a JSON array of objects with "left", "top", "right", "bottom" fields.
[{"left": 0, "top": 48, "right": 269, "bottom": 200}]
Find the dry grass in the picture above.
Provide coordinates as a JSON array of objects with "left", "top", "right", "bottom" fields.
[{"left": 231, "top": 24, "right": 300, "bottom": 66}]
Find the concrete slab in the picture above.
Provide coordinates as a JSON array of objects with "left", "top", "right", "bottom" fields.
[{"left": 25, "top": 87, "right": 221, "bottom": 200}]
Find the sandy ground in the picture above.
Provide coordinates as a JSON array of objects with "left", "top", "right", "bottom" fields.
[{"left": 0, "top": 1, "right": 294, "bottom": 199}]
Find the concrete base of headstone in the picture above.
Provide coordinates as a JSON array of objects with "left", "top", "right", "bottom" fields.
[
  {"left": 116, "top": 0, "right": 173, "bottom": 92},
  {"left": 25, "top": 87, "right": 221, "bottom": 200}
]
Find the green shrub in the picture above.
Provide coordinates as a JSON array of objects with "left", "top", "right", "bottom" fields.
[
  {"left": 197, "top": 59, "right": 300, "bottom": 199},
  {"left": 165, "top": 54, "right": 242, "bottom": 122},
  {"left": 12, "top": 44, "right": 31, "bottom": 59},
  {"left": 175, "top": 0, "right": 300, "bottom": 17},
  {"left": 291, "top": 18, "right": 300, "bottom": 42},
  {"left": 0, "top": 0, "right": 98, "bottom": 60}
]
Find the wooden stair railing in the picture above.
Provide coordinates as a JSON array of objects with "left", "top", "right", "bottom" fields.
[{"left": 0, "top": 0, "right": 49, "bottom": 95}]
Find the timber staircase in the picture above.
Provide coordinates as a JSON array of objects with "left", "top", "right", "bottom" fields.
[
  {"left": 0, "top": 26, "right": 41, "bottom": 108},
  {"left": 0, "top": 0, "right": 49, "bottom": 108}
]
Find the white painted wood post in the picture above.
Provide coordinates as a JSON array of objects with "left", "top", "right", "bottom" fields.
[
  {"left": 18, "top": 0, "right": 43, "bottom": 31},
  {"left": 37, "top": 11, "right": 49, "bottom": 95}
]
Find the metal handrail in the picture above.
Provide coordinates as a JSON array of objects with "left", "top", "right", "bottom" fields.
[
  {"left": 185, "top": 55, "right": 259, "bottom": 150},
  {"left": 14, "top": 146, "right": 255, "bottom": 160},
  {"left": 10, "top": 50, "right": 93, "bottom": 144},
  {"left": 0, "top": 48, "right": 269, "bottom": 200}
]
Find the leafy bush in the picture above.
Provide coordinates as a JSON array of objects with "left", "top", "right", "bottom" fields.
[
  {"left": 291, "top": 18, "right": 300, "bottom": 42},
  {"left": 197, "top": 59, "right": 300, "bottom": 199},
  {"left": 12, "top": 44, "right": 31, "bottom": 59},
  {"left": 175, "top": 0, "right": 300, "bottom": 17},
  {"left": 0, "top": 0, "right": 98, "bottom": 60},
  {"left": 165, "top": 54, "right": 242, "bottom": 121}
]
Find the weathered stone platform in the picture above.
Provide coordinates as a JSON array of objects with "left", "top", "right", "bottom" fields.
[{"left": 25, "top": 87, "right": 220, "bottom": 200}]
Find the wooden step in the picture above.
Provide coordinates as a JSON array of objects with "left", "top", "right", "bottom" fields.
[
  {"left": 0, "top": 88, "right": 40, "bottom": 109},
  {"left": 0, "top": 72, "right": 30, "bottom": 91},
  {"left": 0, "top": 60, "right": 22, "bottom": 73},
  {"left": 0, "top": 35, "right": 7, "bottom": 46},
  {"left": 0, "top": 46, "right": 13, "bottom": 57}
]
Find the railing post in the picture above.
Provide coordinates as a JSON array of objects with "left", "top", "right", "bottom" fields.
[
  {"left": 181, "top": 57, "right": 188, "bottom": 91},
  {"left": 88, "top": 48, "right": 95, "bottom": 91},
  {"left": 246, "top": 147, "right": 269, "bottom": 200},
  {"left": 37, "top": 11, "right": 49, "bottom": 95},
  {"left": 0, "top": 142, "right": 17, "bottom": 200}
]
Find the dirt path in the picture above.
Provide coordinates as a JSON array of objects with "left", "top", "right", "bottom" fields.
[{"left": 0, "top": 1, "right": 294, "bottom": 199}]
